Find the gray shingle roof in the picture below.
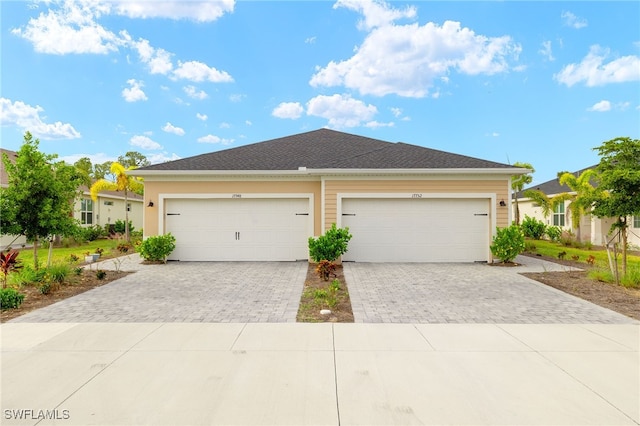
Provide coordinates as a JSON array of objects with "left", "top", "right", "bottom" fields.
[
  {"left": 139, "top": 129, "right": 515, "bottom": 171},
  {"left": 515, "top": 165, "right": 598, "bottom": 198}
]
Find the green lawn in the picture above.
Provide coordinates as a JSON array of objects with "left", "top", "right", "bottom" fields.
[
  {"left": 13, "top": 239, "right": 124, "bottom": 269},
  {"left": 525, "top": 239, "right": 640, "bottom": 269}
]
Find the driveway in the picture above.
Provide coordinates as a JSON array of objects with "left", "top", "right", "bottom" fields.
[
  {"left": 9, "top": 254, "right": 637, "bottom": 324},
  {"left": 10, "top": 255, "right": 307, "bottom": 323},
  {"left": 344, "top": 255, "right": 636, "bottom": 324}
]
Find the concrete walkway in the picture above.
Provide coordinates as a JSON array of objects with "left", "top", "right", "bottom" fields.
[
  {"left": 1, "top": 322, "right": 638, "bottom": 425},
  {"left": 345, "top": 255, "right": 636, "bottom": 323}
]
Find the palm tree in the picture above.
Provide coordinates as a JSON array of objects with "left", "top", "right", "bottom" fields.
[
  {"left": 557, "top": 169, "right": 597, "bottom": 242},
  {"left": 522, "top": 189, "right": 571, "bottom": 224},
  {"left": 90, "top": 162, "right": 143, "bottom": 242},
  {"left": 511, "top": 162, "right": 535, "bottom": 225}
]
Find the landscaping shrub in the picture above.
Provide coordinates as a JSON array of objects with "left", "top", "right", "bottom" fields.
[
  {"left": 0, "top": 288, "right": 25, "bottom": 310},
  {"left": 521, "top": 215, "right": 546, "bottom": 240},
  {"left": 315, "top": 260, "right": 337, "bottom": 281},
  {"left": 308, "top": 224, "right": 352, "bottom": 262},
  {"left": 113, "top": 220, "right": 134, "bottom": 235},
  {"left": 96, "top": 270, "right": 107, "bottom": 280},
  {"left": 76, "top": 225, "right": 106, "bottom": 242},
  {"left": 545, "top": 226, "right": 562, "bottom": 242},
  {"left": 1, "top": 250, "right": 21, "bottom": 288},
  {"left": 47, "top": 264, "right": 70, "bottom": 284},
  {"left": 490, "top": 225, "right": 525, "bottom": 263},
  {"left": 138, "top": 233, "right": 176, "bottom": 262}
]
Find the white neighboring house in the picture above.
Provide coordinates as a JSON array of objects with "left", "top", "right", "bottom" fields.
[
  {"left": 514, "top": 166, "right": 640, "bottom": 249},
  {"left": 1, "top": 149, "right": 28, "bottom": 249},
  {"left": 75, "top": 186, "right": 143, "bottom": 234},
  {"left": 1, "top": 148, "right": 144, "bottom": 249}
]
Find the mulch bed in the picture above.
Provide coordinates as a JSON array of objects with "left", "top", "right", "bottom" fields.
[
  {"left": 1, "top": 270, "right": 132, "bottom": 322},
  {"left": 296, "top": 263, "right": 354, "bottom": 323},
  {"left": 519, "top": 253, "right": 640, "bottom": 321}
]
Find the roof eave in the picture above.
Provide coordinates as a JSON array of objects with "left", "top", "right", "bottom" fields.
[{"left": 131, "top": 167, "right": 529, "bottom": 177}]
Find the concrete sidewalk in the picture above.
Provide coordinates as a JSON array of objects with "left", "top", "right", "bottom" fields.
[{"left": 2, "top": 322, "right": 638, "bottom": 425}]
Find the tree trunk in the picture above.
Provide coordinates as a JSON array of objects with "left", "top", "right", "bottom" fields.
[
  {"left": 124, "top": 188, "right": 130, "bottom": 243},
  {"left": 514, "top": 199, "right": 520, "bottom": 226},
  {"left": 621, "top": 217, "right": 628, "bottom": 276},
  {"left": 33, "top": 236, "right": 39, "bottom": 270},
  {"left": 47, "top": 236, "right": 54, "bottom": 267}
]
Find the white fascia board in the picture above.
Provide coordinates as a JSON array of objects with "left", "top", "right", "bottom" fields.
[{"left": 131, "top": 167, "right": 528, "bottom": 179}]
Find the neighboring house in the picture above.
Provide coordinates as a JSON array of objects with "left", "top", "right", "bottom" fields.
[
  {"left": 513, "top": 167, "right": 640, "bottom": 249},
  {"left": 0, "top": 149, "right": 27, "bottom": 249},
  {"left": 74, "top": 186, "right": 143, "bottom": 233},
  {"left": 0, "top": 148, "right": 143, "bottom": 249},
  {"left": 132, "top": 129, "right": 527, "bottom": 263}
]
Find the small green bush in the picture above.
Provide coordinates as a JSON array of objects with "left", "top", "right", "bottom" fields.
[
  {"left": 0, "top": 288, "right": 25, "bottom": 310},
  {"left": 138, "top": 233, "right": 176, "bottom": 262},
  {"left": 47, "top": 264, "right": 70, "bottom": 284},
  {"left": 521, "top": 215, "right": 546, "bottom": 240},
  {"left": 114, "top": 220, "right": 134, "bottom": 235},
  {"left": 76, "top": 225, "right": 105, "bottom": 242},
  {"left": 11, "top": 265, "right": 47, "bottom": 287},
  {"left": 545, "top": 226, "right": 562, "bottom": 242},
  {"left": 308, "top": 224, "right": 352, "bottom": 262},
  {"left": 490, "top": 225, "right": 525, "bottom": 263},
  {"left": 96, "top": 270, "right": 107, "bottom": 280}
]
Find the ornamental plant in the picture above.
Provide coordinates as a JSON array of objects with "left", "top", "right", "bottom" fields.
[
  {"left": 521, "top": 215, "right": 546, "bottom": 240},
  {"left": 0, "top": 287, "right": 25, "bottom": 310},
  {"left": 1, "top": 250, "right": 20, "bottom": 289},
  {"left": 138, "top": 233, "right": 176, "bottom": 263},
  {"left": 308, "top": 224, "right": 352, "bottom": 262},
  {"left": 490, "top": 225, "right": 525, "bottom": 263}
]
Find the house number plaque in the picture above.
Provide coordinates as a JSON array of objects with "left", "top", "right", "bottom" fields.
[
  {"left": 411, "top": 193, "right": 422, "bottom": 198},
  {"left": 232, "top": 194, "right": 242, "bottom": 198}
]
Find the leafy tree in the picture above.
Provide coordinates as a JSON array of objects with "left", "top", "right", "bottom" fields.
[
  {"left": 0, "top": 132, "right": 83, "bottom": 268},
  {"left": 90, "top": 162, "right": 144, "bottom": 242},
  {"left": 557, "top": 169, "right": 597, "bottom": 242},
  {"left": 589, "top": 137, "right": 640, "bottom": 275},
  {"left": 74, "top": 157, "right": 94, "bottom": 186},
  {"left": 118, "top": 151, "right": 150, "bottom": 169},
  {"left": 93, "top": 161, "right": 113, "bottom": 181},
  {"left": 511, "top": 162, "right": 535, "bottom": 225}
]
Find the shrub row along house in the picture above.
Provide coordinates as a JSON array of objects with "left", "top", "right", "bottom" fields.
[
  {"left": 0, "top": 148, "right": 143, "bottom": 250},
  {"left": 131, "top": 129, "right": 528, "bottom": 263},
  {"left": 514, "top": 168, "right": 640, "bottom": 249}
]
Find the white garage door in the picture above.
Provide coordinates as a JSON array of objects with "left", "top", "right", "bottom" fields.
[
  {"left": 341, "top": 198, "right": 490, "bottom": 262},
  {"left": 165, "top": 198, "right": 310, "bottom": 261}
]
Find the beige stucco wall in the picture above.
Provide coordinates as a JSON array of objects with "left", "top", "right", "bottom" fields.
[
  {"left": 143, "top": 180, "right": 322, "bottom": 237},
  {"left": 323, "top": 178, "right": 511, "bottom": 231}
]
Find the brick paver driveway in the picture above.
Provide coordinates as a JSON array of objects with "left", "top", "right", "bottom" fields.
[
  {"left": 10, "top": 255, "right": 307, "bottom": 323},
  {"left": 344, "top": 256, "right": 637, "bottom": 324}
]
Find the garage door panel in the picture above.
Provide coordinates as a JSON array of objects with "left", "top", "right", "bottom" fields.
[
  {"left": 342, "top": 198, "right": 489, "bottom": 263},
  {"left": 165, "top": 198, "right": 309, "bottom": 261}
]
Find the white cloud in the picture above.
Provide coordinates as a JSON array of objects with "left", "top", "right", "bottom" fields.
[
  {"left": 197, "top": 134, "right": 234, "bottom": 145},
  {"left": 121, "top": 79, "right": 147, "bottom": 102},
  {"left": 539, "top": 40, "right": 555, "bottom": 61},
  {"left": 561, "top": 11, "right": 588, "bottom": 29},
  {"left": 162, "top": 122, "right": 185, "bottom": 136},
  {"left": 0, "top": 97, "right": 81, "bottom": 140},
  {"left": 555, "top": 45, "right": 640, "bottom": 87},
  {"left": 272, "top": 102, "right": 304, "bottom": 119},
  {"left": 311, "top": 19, "right": 521, "bottom": 98},
  {"left": 196, "top": 113, "right": 208, "bottom": 121},
  {"left": 335, "top": 0, "right": 417, "bottom": 30},
  {"left": 390, "top": 107, "right": 402, "bottom": 117},
  {"left": 11, "top": 1, "right": 121, "bottom": 55},
  {"left": 219, "top": 122, "right": 230, "bottom": 129},
  {"left": 130, "top": 135, "right": 162, "bottom": 150},
  {"left": 364, "top": 121, "right": 394, "bottom": 128},
  {"left": 130, "top": 38, "right": 173, "bottom": 74},
  {"left": 183, "top": 85, "right": 208, "bottom": 100},
  {"left": 229, "top": 94, "right": 246, "bottom": 102},
  {"left": 113, "top": 0, "right": 234, "bottom": 23},
  {"left": 588, "top": 100, "right": 611, "bottom": 112},
  {"left": 306, "top": 94, "right": 377, "bottom": 128},
  {"left": 147, "top": 152, "right": 181, "bottom": 164},
  {"left": 173, "top": 61, "right": 233, "bottom": 83},
  {"left": 305, "top": 36, "right": 317, "bottom": 44},
  {"left": 245, "top": 120, "right": 252, "bottom": 126}
]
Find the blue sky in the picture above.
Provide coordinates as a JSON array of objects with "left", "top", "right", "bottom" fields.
[{"left": 1, "top": 0, "right": 638, "bottom": 185}]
